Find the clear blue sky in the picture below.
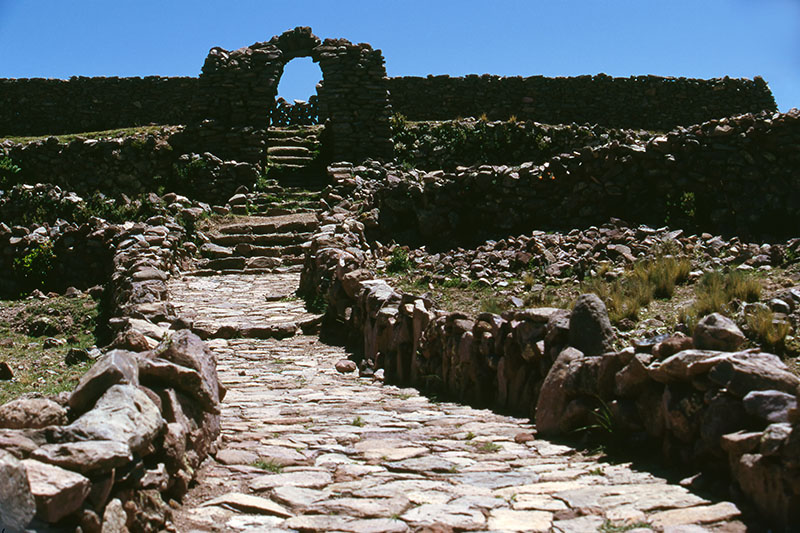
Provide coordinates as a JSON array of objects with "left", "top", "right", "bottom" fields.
[{"left": 0, "top": 1, "right": 797, "bottom": 111}]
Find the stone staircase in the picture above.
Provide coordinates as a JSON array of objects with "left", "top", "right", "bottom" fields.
[
  {"left": 265, "top": 125, "right": 325, "bottom": 185},
  {"left": 193, "top": 212, "right": 319, "bottom": 276},
  {"left": 240, "top": 179, "right": 323, "bottom": 217}
]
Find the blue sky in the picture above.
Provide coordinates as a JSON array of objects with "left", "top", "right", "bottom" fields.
[{"left": 0, "top": 1, "right": 797, "bottom": 111}]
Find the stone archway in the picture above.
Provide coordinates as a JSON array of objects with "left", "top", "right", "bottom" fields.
[{"left": 195, "top": 27, "right": 393, "bottom": 163}]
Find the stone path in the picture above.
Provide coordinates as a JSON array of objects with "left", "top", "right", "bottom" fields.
[{"left": 167, "top": 273, "right": 748, "bottom": 533}]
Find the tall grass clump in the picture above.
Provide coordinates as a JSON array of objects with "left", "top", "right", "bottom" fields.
[{"left": 582, "top": 255, "right": 691, "bottom": 324}]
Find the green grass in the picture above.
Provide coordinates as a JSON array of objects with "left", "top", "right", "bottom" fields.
[
  {"left": 472, "top": 441, "right": 502, "bottom": 453},
  {"left": 1, "top": 125, "right": 175, "bottom": 145},
  {"left": 0, "top": 295, "right": 98, "bottom": 405},
  {"left": 598, "top": 521, "right": 652, "bottom": 532},
  {"left": 351, "top": 416, "right": 366, "bottom": 427},
  {"left": 252, "top": 459, "right": 284, "bottom": 473}
]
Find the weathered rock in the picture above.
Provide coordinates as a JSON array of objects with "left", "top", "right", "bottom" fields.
[
  {"left": 200, "top": 492, "right": 292, "bottom": 517},
  {"left": 61, "top": 385, "right": 164, "bottom": 454},
  {"left": 401, "top": 503, "right": 486, "bottom": 530},
  {"left": 110, "top": 329, "right": 152, "bottom": 352},
  {"left": 23, "top": 458, "right": 90, "bottom": 523},
  {"left": 69, "top": 350, "right": 140, "bottom": 414},
  {"left": 0, "top": 361, "right": 13, "bottom": 380},
  {"left": 648, "top": 349, "right": 722, "bottom": 383},
  {"left": 487, "top": 509, "right": 552, "bottom": 532},
  {"left": 336, "top": 359, "right": 358, "bottom": 373},
  {"left": 652, "top": 333, "right": 694, "bottom": 359},
  {"left": 568, "top": 293, "right": 615, "bottom": 356},
  {"left": 138, "top": 357, "right": 219, "bottom": 413},
  {"left": 535, "top": 347, "right": 583, "bottom": 436},
  {"left": 649, "top": 502, "right": 741, "bottom": 528},
  {"left": 708, "top": 351, "right": 800, "bottom": 397},
  {"left": 30, "top": 441, "right": 132, "bottom": 474},
  {"left": 65, "top": 347, "right": 91, "bottom": 365},
  {"left": 693, "top": 313, "right": 746, "bottom": 351},
  {"left": 0, "top": 449, "right": 36, "bottom": 532},
  {"left": 743, "top": 390, "right": 798, "bottom": 423},
  {"left": 0, "top": 398, "right": 67, "bottom": 429},
  {"left": 215, "top": 448, "right": 258, "bottom": 466},
  {"left": 101, "top": 498, "right": 128, "bottom": 533},
  {"left": 250, "top": 471, "right": 333, "bottom": 491},
  {"left": 154, "top": 329, "right": 219, "bottom": 407},
  {"left": 0, "top": 428, "right": 40, "bottom": 458}
]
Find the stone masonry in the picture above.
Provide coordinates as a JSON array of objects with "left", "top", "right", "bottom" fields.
[{"left": 166, "top": 271, "right": 750, "bottom": 532}]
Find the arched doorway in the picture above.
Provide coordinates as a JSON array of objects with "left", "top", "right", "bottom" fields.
[
  {"left": 272, "top": 56, "right": 322, "bottom": 127},
  {"left": 196, "top": 26, "right": 393, "bottom": 163}
]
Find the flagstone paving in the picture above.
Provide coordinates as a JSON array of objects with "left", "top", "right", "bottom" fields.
[{"left": 167, "top": 272, "right": 750, "bottom": 533}]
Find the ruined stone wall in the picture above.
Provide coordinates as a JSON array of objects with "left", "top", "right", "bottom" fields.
[
  {"left": 365, "top": 110, "right": 800, "bottom": 246},
  {"left": 387, "top": 74, "right": 777, "bottom": 130},
  {"left": 0, "top": 77, "right": 198, "bottom": 136},
  {"left": 299, "top": 188, "right": 800, "bottom": 530}
]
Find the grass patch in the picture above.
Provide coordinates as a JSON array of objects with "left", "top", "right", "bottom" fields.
[
  {"left": 1, "top": 125, "right": 174, "bottom": 145},
  {"left": 598, "top": 521, "right": 652, "bottom": 533},
  {"left": 746, "top": 306, "right": 791, "bottom": 354},
  {"left": 351, "top": 416, "right": 366, "bottom": 427},
  {"left": 679, "top": 270, "right": 763, "bottom": 333},
  {"left": 0, "top": 295, "right": 98, "bottom": 404},
  {"left": 472, "top": 441, "right": 502, "bottom": 453},
  {"left": 252, "top": 459, "right": 284, "bottom": 473},
  {"left": 583, "top": 255, "right": 691, "bottom": 324}
]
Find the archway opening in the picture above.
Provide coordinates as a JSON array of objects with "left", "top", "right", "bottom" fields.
[{"left": 273, "top": 56, "right": 323, "bottom": 126}]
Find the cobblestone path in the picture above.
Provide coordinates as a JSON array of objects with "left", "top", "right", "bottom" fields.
[{"left": 167, "top": 273, "right": 748, "bottom": 533}]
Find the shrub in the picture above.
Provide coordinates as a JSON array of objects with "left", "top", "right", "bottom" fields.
[
  {"left": 0, "top": 156, "right": 21, "bottom": 188},
  {"left": 13, "top": 241, "right": 57, "bottom": 294},
  {"left": 387, "top": 248, "right": 412, "bottom": 273}
]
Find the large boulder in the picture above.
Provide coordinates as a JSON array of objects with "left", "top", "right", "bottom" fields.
[
  {"left": 60, "top": 385, "right": 164, "bottom": 454},
  {"left": 30, "top": 441, "right": 132, "bottom": 474},
  {"left": 0, "top": 449, "right": 36, "bottom": 531},
  {"left": 22, "top": 458, "right": 90, "bottom": 523},
  {"left": 534, "top": 347, "right": 584, "bottom": 436},
  {"left": 0, "top": 398, "right": 67, "bottom": 429},
  {"left": 68, "top": 350, "right": 140, "bottom": 415},
  {"left": 693, "top": 313, "right": 746, "bottom": 351},
  {"left": 569, "top": 294, "right": 616, "bottom": 356},
  {"left": 153, "top": 330, "right": 219, "bottom": 408},
  {"left": 138, "top": 358, "right": 219, "bottom": 413}
]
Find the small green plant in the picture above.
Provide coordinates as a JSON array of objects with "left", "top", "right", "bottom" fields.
[
  {"left": 304, "top": 291, "right": 328, "bottom": 313},
  {"left": 473, "top": 441, "right": 501, "bottom": 453},
  {"left": 387, "top": 248, "right": 413, "bottom": 273},
  {"left": 587, "top": 467, "right": 605, "bottom": 476},
  {"left": 479, "top": 295, "right": 503, "bottom": 314},
  {"left": 13, "top": 241, "right": 57, "bottom": 294},
  {"left": 598, "top": 521, "right": 652, "bottom": 533},
  {"left": 464, "top": 431, "right": 476, "bottom": 440},
  {"left": 351, "top": 416, "right": 365, "bottom": 427},
  {"left": 252, "top": 459, "right": 284, "bottom": 473},
  {"left": 0, "top": 155, "right": 21, "bottom": 188}
]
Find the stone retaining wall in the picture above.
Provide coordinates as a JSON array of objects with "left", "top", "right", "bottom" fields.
[
  {"left": 0, "top": 193, "right": 223, "bottom": 531},
  {"left": 299, "top": 191, "right": 800, "bottom": 530},
  {"left": 387, "top": 74, "right": 777, "bottom": 130},
  {"left": 0, "top": 77, "right": 198, "bottom": 137},
  {"left": 359, "top": 109, "right": 800, "bottom": 247}
]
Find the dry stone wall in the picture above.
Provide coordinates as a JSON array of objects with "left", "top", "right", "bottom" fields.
[
  {"left": 387, "top": 74, "right": 777, "bottom": 130},
  {"left": 0, "top": 77, "right": 198, "bottom": 136},
  {"left": 193, "top": 26, "right": 393, "bottom": 162},
  {"left": 0, "top": 201, "right": 223, "bottom": 531},
  {"left": 299, "top": 178, "right": 800, "bottom": 530},
  {"left": 358, "top": 109, "right": 800, "bottom": 247}
]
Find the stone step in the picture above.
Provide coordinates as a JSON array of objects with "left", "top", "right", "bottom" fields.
[
  {"left": 250, "top": 206, "right": 318, "bottom": 217},
  {"left": 199, "top": 255, "right": 293, "bottom": 272},
  {"left": 267, "top": 145, "right": 313, "bottom": 157},
  {"left": 209, "top": 231, "right": 313, "bottom": 247},
  {"left": 266, "top": 136, "right": 320, "bottom": 148},
  {"left": 231, "top": 243, "right": 306, "bottom": 258},
  {"left": 216, "top": 214, "right": 318, "bottom": 235},
  {"left": 269, "top": 155, "right": 317, "bottom": 167},
  {"left": 266, "top": 126, "right": 323, "bottom": 137},
  {"left": 185, "top": 264, "right": 304, "bottom": 277}
]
